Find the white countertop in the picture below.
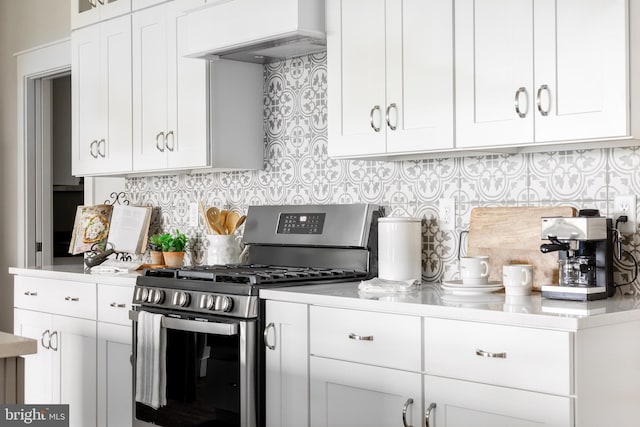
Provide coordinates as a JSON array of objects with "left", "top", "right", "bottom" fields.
[
  {"left": 260, "top": 282, "right": 640, "bottom": 331},
  {"left": 9, "top": 264, "right": 138, "bottom": 286},
  {"left": 0, "top": 331, "right": 37, "bottom": 358}
]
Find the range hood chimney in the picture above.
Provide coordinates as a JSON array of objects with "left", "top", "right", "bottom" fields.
[{"left": 185, "top": 0, "right": 326, "bottom": 64}]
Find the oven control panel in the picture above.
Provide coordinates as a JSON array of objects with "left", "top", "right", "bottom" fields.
[
  {"left": 132, "top": 286, "right": 258, "bottom": 318},
  {"left": 277, "top": 213, "right": 326, "bottom": 235}
]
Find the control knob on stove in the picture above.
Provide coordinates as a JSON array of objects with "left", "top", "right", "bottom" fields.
[
  {"left": 134, "top": 287, "right": 149, "bottom": 303},
  {"left": 214, "top": 296, "right": 233, "bottom": 313},
  {"left": 198, "top": 294, "right": 215, "bottom": 310},
  {"left": 148, "top": 289, "right": 165, "bottom": 304},
  {"left": 172, "top": 291, "right": 190, "bottom": 307}
]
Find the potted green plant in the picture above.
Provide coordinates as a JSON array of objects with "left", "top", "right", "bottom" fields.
[
  {"left": 160, "top": 230, "right": 188, "bottom": 267},
  {"left": 148, "top": 233, "right": 166, "bottom": 265}
]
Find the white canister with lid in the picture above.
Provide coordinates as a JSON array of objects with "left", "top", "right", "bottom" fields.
[{"left": 377, "top": 217, "right": 422, "bottom": 282}]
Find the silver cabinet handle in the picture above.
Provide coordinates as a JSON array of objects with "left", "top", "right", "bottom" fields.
[
  {"left": 476, "top": 349, "right": 507, "bottom": 358},
  {"left": 155, "top": 132, "right": 165, "bottom": 152},
  {"left": 264, "top": 322, "right": 276, "bottom": 350},
  {"left": 425, "top": 403, "right": 436, "bottom": 427},
  {"left": 402, "top": 398, "right": 414, "bottom": 427},
  {"left": 165, "top": 130, "right": 175, "bottom": 152},
  {"left": 24, "top": 291, "right": 37, "bottom": 296},
  {"left": 50, "top": 331, "right": 58, "bottom": 352},
  {"left": 385, "top": 103, "right": 398, "bottom": 131},
  {"left": 65, "top": 296, "right": 80, "bottom": 302},
  {"left": 97, "top": 0, "right": 104, "bottom": 4},
  {"left": 348, "top": 333, "right": 373, "bottom": 341},
  {"left": 514, "top": 87, "right": 528, "bottom": 118},
  {"left": 90, "top": 140, "right": 99, "bottom": 158},
  {"left": 369, "top": 105, "right": 381, "bottom": 132},
  {"left": 41, "top": 329, "right": 50, "bottom": 350},
  {"left": 89, "top": 0, "right": 97, "bottom": 7},
  {"left": 537, "top": 84, "right": 551, "bottom": 116},
  {"left": 110, "top": 302, "right": 126, "bottom": 308},
  {"left": 97, "top": 138, "right": 106, "bottom": 158}
]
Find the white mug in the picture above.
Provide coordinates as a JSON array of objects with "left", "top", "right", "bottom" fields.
[
  {"left": 460, "top": 256, "right": 490, "bottom": 285},
  {"left": 503, "top": 264, "right": 533, "bottom": 295}
]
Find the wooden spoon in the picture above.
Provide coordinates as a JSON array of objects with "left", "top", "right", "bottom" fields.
[
  {"left": 235, "top": 215, "right": 247, "bottom": 230},
  {"left": 214, "top": 210, "right": 228, "bottom": 235},
  {"left": 206, "top": 207, "right": 223, "bottom": 234},
  {"left": 199, "top": 200, "right": 213, "bottom": 234},
  {"left": 225, "top": 211, "right": 240, "bottom": 235}
]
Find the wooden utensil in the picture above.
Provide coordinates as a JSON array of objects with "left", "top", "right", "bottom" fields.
[
  {"left": 225, "top": 211, "right": 240, "bottom": 235},
  {"left": 235, "top": 215, "right": 247, "bottom": 230},
  {"left": 206, "top": 207, "right": 222, "bottom": 234},
  {"left": 214, "top": 210, "right": 229, "bottom": 235},
  {"left": 466, "top": 206, "right": 576, "bottom": 290}
]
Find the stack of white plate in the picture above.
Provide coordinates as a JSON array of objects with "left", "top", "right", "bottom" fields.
[{"left": 441, "top": 280, "right": 504, "bottom": 296}]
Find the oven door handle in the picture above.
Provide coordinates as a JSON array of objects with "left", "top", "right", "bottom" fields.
[{"left": 129, "top": 310, "right": 238, "bottom": 336}]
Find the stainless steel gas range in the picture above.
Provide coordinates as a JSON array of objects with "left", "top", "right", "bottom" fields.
[{"left": 130, "top": 204, "right": 382, "bottom": 427}]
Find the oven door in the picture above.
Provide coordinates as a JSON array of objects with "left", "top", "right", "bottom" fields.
[{"left": 130, "top": 308, "right": 256, "bottom": 427}]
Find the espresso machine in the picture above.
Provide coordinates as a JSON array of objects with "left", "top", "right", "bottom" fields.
[{"left": 539, "top": 209, "right": 614, "bottom": 301}]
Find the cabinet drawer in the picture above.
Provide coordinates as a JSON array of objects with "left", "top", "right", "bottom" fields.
[
  {"left": 424, "top": 318, "right": 572, "bottom": 395},
  {"left": 310, "top": 306, "right": 421, "bottom": 371},
  {"left": 98, "top": 284, "right": 133, "bottom": 326},
  {"left": 14, "top": 276, "right": 97, "bottom": 320}
]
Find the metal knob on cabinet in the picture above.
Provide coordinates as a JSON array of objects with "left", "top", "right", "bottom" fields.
[
  {"left": 425, "top": 403, "right": 436, "bottom": 427},
  {"left": 402, "top": 398, "right": 414, "bottom": 427},
  {"left": 165, "top": 131, "right": 175, "bottom": 152},
  {"left": 537, "top": 84, "right": 551, "bottom": 116},
  {"left": 199, "top": 294, "right": 215, "bottom": 310},
  {"left": 65, "top": 296, "right": 80, "bottom": 302},
  {"left": 385, "top": 103, "right": 398, "bottom": 131},
  {"left": 97, "top": 138, "right": 106, "bottom": 158},
  {"left": 49, "top": 331, "right": 59, "bottom": 351},
  {"left": 24, "top": 291, "right": 37, "bottom": 296},
  {"left": 348, "top": 333, "right": 373, "bottom": 341},
  {"left": 41, "top": 329, "right": 50, "bottom": 350},
  {"left": 475, "top": 349, "right": 507, "bottom": 358},
  {"left": 369, "top": 105, "right": 381, "bottom": 132},
  {"left": 172, "top": 291, "right": 190, "bottom": 307},
  {"left": 90, "top": 140, "right": 99, "bottom": 158},
  {"left": 514, "top": 87, "right": 528, "bottom": 118},
  {"left": 110, "top": 302, "right": 126, "bottom": 308},
  {"left": 264, "top": 322, "right": 276, "bottom": 350},
  {"left": 155, "top": 132, "right": 165, "bottom": 152}
]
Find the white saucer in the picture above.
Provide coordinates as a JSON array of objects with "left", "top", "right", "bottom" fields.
[
  {"left": 442, "top": 279, "right": 503, "bottom": 288},
  {"left": 441, "top": 280, "right": 504, "bottom": 295}
]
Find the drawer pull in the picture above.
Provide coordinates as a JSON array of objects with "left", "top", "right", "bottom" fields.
[
  {"left": 425, "top": 402, "right": 436, "bottom": 427},
  {"left": 110, "top": 302, "right": 126, "bottom": 308},
  {"left": 402, "top": 398, "right": 413, "bottom": 427},
  {"left": 65, "top": 296, "right": 80, "bottom": 302},
  {"left": 348, "top": 333, "right": 373, "bottom": 341},
  {"left": 476, "top": 349, "right": 507, "bottom": 359},
  {"left": 264, "top": 322, "right": 276, "bottom": 350},
  {"left": 24, "top": 291, "right": 37, "bottom": 296}
]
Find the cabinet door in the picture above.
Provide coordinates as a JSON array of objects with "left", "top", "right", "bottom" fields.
[
  {"left": 265, "top": 301, "right": 308, "bottom": 427},
  {"left": 132, "top": 4, "right": 170, "bottom": 171},
  {"left": 55, "top": 315, "right": 97, "bottom": 427},
  {"left": 72, "top": 23, "right": 103, "bottom": 176},
  {"left": 310, "top": 357, "right": 422, "bottom": 427},
  {"left": 327, "top": 0, "right": 387, "bottom": 157},
  {"left": 101, "top": 15, "right": 133, "bottom": 174},
  {"left": 97, "top": 322, "right": 132, "bottom": 427},
  {"left": 385, "top": 0, "right": 454, "bottom": 153},
  {"left": 165, "top": 0, "right": 209, "bottom": 169},
  {"left": 13, "top": 309, "right": 57, "bottom": 405},
  {"left": 455, "top": 0, "right": 534, "bottom": 147},
  {"left": 72, "top": 16, "right": 132, "bottom": 176},
  {"left": 424, "top": 375, "right": 572, "bottom": 427},
  {"left": 533, "top": 0, "right": 627, "bottom": 142}
]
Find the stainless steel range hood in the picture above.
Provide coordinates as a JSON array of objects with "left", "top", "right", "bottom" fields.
[{"left": 185, "top": 0, "right": 326, "bottom": 64}]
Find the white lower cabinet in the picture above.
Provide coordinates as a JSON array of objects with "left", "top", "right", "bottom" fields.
[
  {"left": 424, "top": 375, "right": 572, "bottom": 427},
  {"left": 14, "top": 308, "right": 97, "bottom": 427},
  {"left": 310, "top": 357, "right": 422, "bottom": 427},
  {"left": 264, "top": 300, "right": 309, "bottom": 427},
  {"left": 13, "top": 276, "right": 135, "bottom": 427},
  {"left": 97, "top": 322, "right": 132, "bottom": 427}
]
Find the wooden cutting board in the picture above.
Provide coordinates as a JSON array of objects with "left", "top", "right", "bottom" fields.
[{"left": 467, "top": 206, "right": 577, "bottom": 290}]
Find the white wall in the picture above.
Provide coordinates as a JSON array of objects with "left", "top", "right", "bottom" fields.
[{"left": 0, "top": 0, "right": 71, "bottom": 332}]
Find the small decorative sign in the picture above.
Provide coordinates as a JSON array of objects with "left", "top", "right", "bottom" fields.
[{"left": 0, "top": 405, "right": 69, "bottom": 427}]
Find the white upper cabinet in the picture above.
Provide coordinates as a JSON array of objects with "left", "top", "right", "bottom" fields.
[
  {"left": 72, "top": 15, "right": 132, "bottom": 176},
  {"left": 327, "top": 0, "right": 454, "bottom": 158},
  {"left": 71, "top": 0, "right": 131, "bottom": 29},
  {"left": 455, "top": 0, "right": 628, "bottom": 148},
  {"left": 132, "top": 0, "right": 263, "bottom": 173}
]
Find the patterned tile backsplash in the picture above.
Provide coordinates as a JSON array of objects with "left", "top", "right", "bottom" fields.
[{"left": 126, "top": 52, "right": 640, "bottom": 292}]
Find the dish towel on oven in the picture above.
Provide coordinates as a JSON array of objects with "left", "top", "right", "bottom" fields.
[{"left": 135, "top": 311, "right": 167, "bottom": 409}]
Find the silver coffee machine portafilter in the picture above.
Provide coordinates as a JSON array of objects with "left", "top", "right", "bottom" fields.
[{"left": 539, "top": 209, "right": 614, "bottom": 301}]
